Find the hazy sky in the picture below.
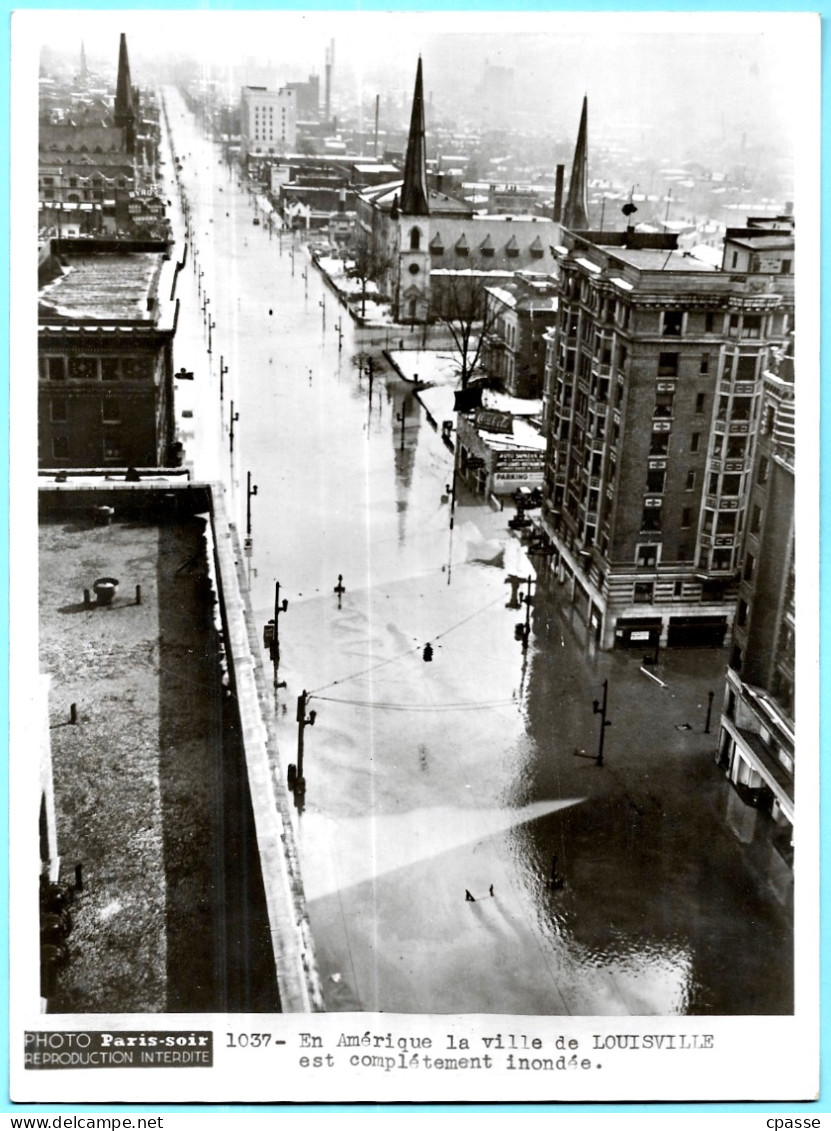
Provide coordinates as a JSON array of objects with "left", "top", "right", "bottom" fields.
[{"left": 22, "top": 9, "right": 814, "bottom": 163}]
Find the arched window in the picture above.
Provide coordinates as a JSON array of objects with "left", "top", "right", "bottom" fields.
[{"left": 409, "top": 226, "right": 421, "bottom": 251}]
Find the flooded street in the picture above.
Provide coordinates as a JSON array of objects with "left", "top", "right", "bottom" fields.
[{"left": 165, "top": 91, "right": 793, "bottom": 1016}]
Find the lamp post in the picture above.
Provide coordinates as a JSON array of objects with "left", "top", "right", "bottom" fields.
[
  {"left": 229, "top": 400, "right": 239, "bottom": 453},
  {"left": 592, "top": 679, "right": 612, "bottom": 767},
  {"left": 207, "top": 319, "right": 215, "bottom": 354},
  {"left": 705, "top": 689, "right": 715, "bottom": 734},
  {"left": 219, "top": 355, "right": 227, "bottom": 401},
  {"left": 337, "top": 316, "right": 343, "bottom": 352},
  {"left": 292, "top": 690, "right": 316, "bottom": 798},
  {"left": 246, "top": 470, "right": 258, "bottom": 542},
  {"left": 319, "top": 295, "right": 326, "bottom": 329},
  {"left": 264, "top": 581, "right": 289, "bottom": 678}
]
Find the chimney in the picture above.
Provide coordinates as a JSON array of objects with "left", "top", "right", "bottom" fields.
[{"left": 553, "top": 164, "right": 564, "bottom": 223}]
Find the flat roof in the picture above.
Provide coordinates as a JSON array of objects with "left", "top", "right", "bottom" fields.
[
  {"left": 599, "top": 246, "right": 717, "bottom": 272},
  {"left": 38, "top": 252, "right": 163, "bottom": 323}
]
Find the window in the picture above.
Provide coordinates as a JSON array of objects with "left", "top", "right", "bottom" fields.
[
  {"left": 722, "top": 474, "right": 742, "bottom": 496},
  {"left": 742, "top": 315, "right": 762, "bottom": 339},
  {"left": 409, "top": 227, "right": 421, "bottom": 251},
  {"left": 654, "top": 392, "right": 674, "bottom": 418},
  {"left": 744, "top": 553, "right": 756, "bottom": 582},
  {"left": 757, "top": 456, "right": 769, "bottom": 485},
  {"left": 658, "top": 352, "right": 679, "bottom": 377},
  {"left": 716, "top": 511, "right": 736, "bottom": 534},
  {"left": 750, "top": 503, "right": 762, "bottom": 535},
  {"left": 674, "top": 580, "right": 684, "bottom": 597},
  {"left": 52, "top": 435, "right": 69, "bottom": 459},
  {"left": 681, "top": 507, "right": 692, "bottom": 528},
  {"left": 781, "top": 259, "right": 792, "bottom": 274},
  {"left": 50, "top": 398, "right": 67, "bottom": 422},
  {"left": 646, "top": 468, "right": 666, "bottom": 493},
  {"left": 712, "top": 548, "right": 733, "bottom": 572},
  {"left": 102, "top": 399, "right": 121, "bottom": 423},
  {"left": 732, "top": 397, "right": 753, "bottom": 421},
  {"left": 649, "top": 432, "right": 669, "bottom": 456},
  {"left": 636, "top": 544, "right": 659, "bottom": 568},
  {"left": 640, "top": 504, "right": 662, "bottom": 532},
  {"left": 103, "top": 434, "right": 123, "bottom": 462},
  {"left": 40, "top": 356, "right": 67, "bottom": 381},
  {"left": 685, "top": 470, "right": 696, "bottom": 491},
  {"left": 737, "top": 599, "right": 749, "bottom": 627},
  {"left": 726, "top": 437, "right": 747, "bottom": 459},
  {"left": 634, "top": 581, "right": 654, "bottom": 603},
  {"left": 690, "top": 432, "right": 701, "bottom": 453},
  {"left": 699, "top": 353, "right": 710, "bottom": 375},
  {"left": 705, "top": 312, "right": 716, "bottom": 333},
  {"left": 694, "top": 392, "right": 706, "bottom": 415},
  {"left": 101, "top": 358, "right": 121, "bottom": 381},
  {"left": 662, "top": 311, "right": 683, "bottom": 337}
]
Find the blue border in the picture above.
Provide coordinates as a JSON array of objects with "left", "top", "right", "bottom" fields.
[{"left": 6, "top": 0, "right": 826, "bottom": 1116}]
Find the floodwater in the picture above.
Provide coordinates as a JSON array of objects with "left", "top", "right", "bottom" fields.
[{"left": 165, "top": 90, "right": 793, "bottom": 1016}]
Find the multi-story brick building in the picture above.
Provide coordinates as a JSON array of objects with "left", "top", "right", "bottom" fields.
[
  {"left": 716, "top": 341, "right": 794, "bottom": 868},
  {"left": 482, "top": 274, "right": 558, "bottom": 399},
  {"left": 38, "top": 237, "right": 179, "bottom": 469},
  {"left": 540, "top": 223, "right": 793, "bottom": 651}
]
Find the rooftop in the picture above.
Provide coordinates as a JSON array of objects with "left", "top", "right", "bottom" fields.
[
  {"left": 38, "top": 251, "right": 165, "bottom": 324},
  {"left": 599, "top": 245, "right": 717, "bottom": 272}
]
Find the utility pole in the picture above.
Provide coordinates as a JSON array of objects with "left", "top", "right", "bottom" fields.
[
  {"left": 592, "top": 679, "right": 612, "bottom": 767},
  {"left": 246, "top": 470, "right": 258, "bottom": 543},
  {"left": 219, "top": 355, "right": 227, "bottom": 401},
  {"left": 319, "top": 295, "right": 326, "bottom": 329},
  {"left": 337, "top": 316, "right": 343, "bottom": 352},
  {"left": 263, "top": 580, "right": 288, "bottom": 684},
  {"left": 207, "top": 318, "right": 215, "bottom": 354},
  {"left": 229, "top": 401, "right": 239, "bottom": 453}
]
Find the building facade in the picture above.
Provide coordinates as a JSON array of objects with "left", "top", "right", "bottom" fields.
[
  {"left": 716, "top": 342, "right": 794, "bottom": 868},
  {"left": 482, "top": 274, "right": 558, "bottom": 398},
  {"left": 240, "top": 85, "right": 297, "bottom": 163},
  {"left": 38, "top": 239, "right": 179, "bottom": 469},
  {"left": 540, "top": 226, "right": 793, "bottom": 650}
]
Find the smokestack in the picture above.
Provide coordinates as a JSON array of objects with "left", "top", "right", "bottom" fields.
[
  {"left": 553, "top": 164, "right": 564, "bottom": 223},
  {"left": 325, "top": 39, "right": 334, "bottom": 124},
  {"left": 374, "top": 94, "right": 380, "bottom": 158}
]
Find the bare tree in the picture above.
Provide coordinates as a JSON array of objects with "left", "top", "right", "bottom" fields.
[
  {"left": 347, "top": 238, "right": 395, "bottom": 319},
  {"left": 434, "top": 264, "right": 502, "bottom": 389}
]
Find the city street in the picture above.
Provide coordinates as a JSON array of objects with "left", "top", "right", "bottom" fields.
[{"left": 163, "top": 90, "right": 793, "bottom": 1016}]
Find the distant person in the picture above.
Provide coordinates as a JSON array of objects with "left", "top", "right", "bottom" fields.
[{"left": 489, "top": 885, "right": 494, "bottom": 897}]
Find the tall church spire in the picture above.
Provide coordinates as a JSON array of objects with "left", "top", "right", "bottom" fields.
[
  {"left": 114, "top": 33, "right": 133, "bottom": 127},
  {"left": 400, "top": 57, "right": 429, "bottom": 217},
  {"left": 563, "top": 95, "right": 589, "bottom": 230}
]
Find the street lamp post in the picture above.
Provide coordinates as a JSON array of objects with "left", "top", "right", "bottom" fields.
[
  {"left": 337, "top": 316, "right": 343, "bottom": 352},
  {"left": 705, "top": 689, "right": 715, "bottom": 734},
  {"left": 246, "top": 470, "right": 258, "bottom": 543},
  {"left": 219, "top": 355, "right": 227, "bottom": 401},
  {"left": 292, "top": 690, "right": 316, "bottom": 797},
  {"left": 229, "top": 401, "right": 239, "bottom": 453},
  {"left": 263, "top": 580, "right": 289, "bottom": 678},
  {"left": 592, "top": 679, "right": 612, "bottom": 767},
  {"left": 319, "top": 295, "right": 326, "bottom": 329},
  {"left": 207, "top": 319, "right": 215, "bottom": 354}
]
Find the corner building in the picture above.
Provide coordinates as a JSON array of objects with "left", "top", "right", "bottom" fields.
[{"left": 540, "top": 227, "right": 793, "bottom": 651}]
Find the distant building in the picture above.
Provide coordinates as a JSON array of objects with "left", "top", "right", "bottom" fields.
[
  {"left": 240, "top": 85, "right": 297, "bottom": 165},
  {"left": 540, "top": 223, "right": 793, "bottom": 650},
  {"left": 716, "top": 341, "right": 794, "bottom": 870},
  {"left": 38, "top": 238, "right": 179, "bottom": 469},
  {"left": 285, "top": 74, "right": 320, "bottom": 120}
]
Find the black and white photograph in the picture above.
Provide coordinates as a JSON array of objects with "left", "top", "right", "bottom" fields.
[{"left": 10, "top": 7, "right": 820, "bottom": 1105}]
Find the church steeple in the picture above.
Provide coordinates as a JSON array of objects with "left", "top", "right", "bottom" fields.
[
  {"left": 563, "top": 95, "right": 589, "bottom": 230},
  {"left": 114, "top": 33, "right": 136, "bottom": 155},
  {"left": 114, "top": 33, "right": 134, "bottom": 127},
  {"left": 400, "top": 57, "right": 429, "bottom": 217}
]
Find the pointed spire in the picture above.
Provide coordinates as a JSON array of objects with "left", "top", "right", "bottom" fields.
[
  {"left": 563, "top": 95, "right": 589, "bottom": 230},
  {"left": 80, "top": 41, "right": 89, "bottom": 78},
  {"left": 114, "top": 33, "right": 133, "bottom": 127},
  {"left": 400, "top": 57, "right": 429, "bottom": 217}
]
